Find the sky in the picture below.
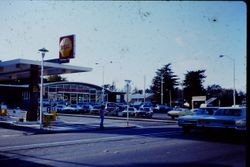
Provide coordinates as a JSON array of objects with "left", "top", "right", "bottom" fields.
[{"left": 0, "top": 1, "right": 247, "bottom": 92}]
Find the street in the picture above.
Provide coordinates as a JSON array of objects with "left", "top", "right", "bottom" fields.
[{"left": 0, "top": 115, "right": 246, "bottom": 167}]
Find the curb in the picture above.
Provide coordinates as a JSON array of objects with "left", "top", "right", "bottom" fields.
[
  {"left": 34, "top": 125, "right": 137, "bottom": 135},
  {"left": 58, "top": 113, "right": 177, "bottom": 124},
  {"left": 0, "top": 120, "right": 137, "bottom": 135}
]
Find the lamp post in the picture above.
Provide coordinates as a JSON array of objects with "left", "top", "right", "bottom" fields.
[
  {"left": 125, "top": 80, "right": 131, "bottom": 127},
  {"left": 38, "top": 48, "right": 49, "bottom": 129},
  {"left": 95, "top": 61, "right": 112, "bottom": 103},
  {"left": 219, "top": 55, "right": 236, "bottom": 106}
]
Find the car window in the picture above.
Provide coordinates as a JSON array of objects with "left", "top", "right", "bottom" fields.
[
  {"left": 196, "top": 108, "right": 215, "bottom": 115},
  {"left": 215, "top": 109, "right": 241, "bottom": 116}
]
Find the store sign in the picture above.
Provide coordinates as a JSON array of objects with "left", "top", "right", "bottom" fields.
[{"left": 59, "top": 35, "right": 75, "bottom": 59}]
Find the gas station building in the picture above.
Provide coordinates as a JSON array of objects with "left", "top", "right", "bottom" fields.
[{"left": 0, "top": 58, "right": 125, "bottom": 121}]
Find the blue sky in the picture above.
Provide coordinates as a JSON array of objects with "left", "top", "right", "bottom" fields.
[{"left": 0, "top": 1, "right": 246, "bottom": 92}]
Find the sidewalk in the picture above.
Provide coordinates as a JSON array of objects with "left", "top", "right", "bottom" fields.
[{"left": 0, "top": 116, "right": 136, "bottom": 134}]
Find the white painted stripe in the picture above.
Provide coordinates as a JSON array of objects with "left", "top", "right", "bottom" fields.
[{"left": 1, "top": 134, "right": 21, "bottom": 138}]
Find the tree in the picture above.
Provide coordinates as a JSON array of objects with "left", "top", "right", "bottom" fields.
[
  {"left": 183, "top": 70, "right": 206, "bottom": 107},
  {"left": 103, "top": 82, "right": 117, "bottom": 91},
  {"left": 206, "top": 85, "right": 246, "bottom": 106},
  {"left": 145, "top": 88, "right": 153, "bottom": 94},
  {"left": 150, "top": 64, "right": 179, "bottom": 105},
  {"left": 219, "top": 88, "right": 235, "bottom": 106},
  {"left": 45, "top": 75, "right": 66, "bottom": 83},
  {"left": 206, "top": 84, "right": 223, "bottom": 98},
  {"left": 206, "top": 84, "right": 223, "bottom": 106},
  {"left": 132, "top": 87, "right": 143, "bottom": 94}
]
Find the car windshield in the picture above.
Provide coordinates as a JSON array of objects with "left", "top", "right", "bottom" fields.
[
  {"left": 215, "top": 109, "right": 241, "bottom": 116},
  {"left": 196, "top": 108, "right": 216, "bottom": 115}
]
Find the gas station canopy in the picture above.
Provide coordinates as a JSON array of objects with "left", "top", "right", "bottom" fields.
[{"left": 0, "top": 59, "right": 92, "bottom": 81}]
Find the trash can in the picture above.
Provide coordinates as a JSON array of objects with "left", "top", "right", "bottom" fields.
[
  {"left": 43, "top": 113, "right": 53, "bottom": 127},
  {"left": 0, "top": 109, "right": 7, "bottom": 116},
  {"left": 50, "top": 111, "right": 57, "bottom": 121}
]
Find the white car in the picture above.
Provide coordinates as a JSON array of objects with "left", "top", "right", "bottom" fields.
[
  {"left": 197, "top": 106, "right": 246, "bottom": 132},
  {"left": 62, "top": 104, "right": 82, "bottom": 113},
  {"left": 168, "top": 107, "right": 194, "bottom": 119},
  {"left": 121, "top": 107, "right": 138, "bottom": 117},
  {"left": 135, "top": 107, "right": 154, "bottom": 118}
]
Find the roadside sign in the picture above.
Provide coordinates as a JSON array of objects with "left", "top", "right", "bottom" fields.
[{"left": 59, "top": 35, "right": 75, "bottom": 59}]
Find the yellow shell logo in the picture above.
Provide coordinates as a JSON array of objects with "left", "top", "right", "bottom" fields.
[{"left": 59, "top": 38, "right": 73, "bottom": 58}]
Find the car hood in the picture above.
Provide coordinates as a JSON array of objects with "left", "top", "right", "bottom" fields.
[{"left": 198, "top": 115, "right": 245, "bottom": 121}]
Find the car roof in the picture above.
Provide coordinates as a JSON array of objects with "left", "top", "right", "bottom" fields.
[{"left": 217, "top": 106, "right": 246, "bottom": 109}]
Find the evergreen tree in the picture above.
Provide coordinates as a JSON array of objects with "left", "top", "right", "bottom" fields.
[
  {"left": 45, "top": 75, "right": 66, "bottom": 83},
  {"left": 183, "top": 70, "right": 206, "bottom": 107},
  {"left": 150, "top": 64, "right": 179, "bottom": 105}
]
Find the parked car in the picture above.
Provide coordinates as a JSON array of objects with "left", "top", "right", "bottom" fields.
[
  {"left": 81, "top": 104, "right": 93, "bottom": 114},
  {"left": 135, "top": 107, "right": 154, "bottom": 118},
  {"left": 130, "top": 102, "right": 142, "bottom": 110},
  {"left": 105, "top": 102, "right": 120, "bottom": 116},
  {"left": 89, "top": 104, "right": 102, "bottom": 115},
  {"left": 153, "top": 104, "right": 172, "bottom": 113},
  {"left": 116, "top": 103, "right": 128, "bottom": 112},
  {"left": 178, "top": 107, "right": 218, "bottom": 133},
  {"left": 168, "top": 107, "right": 194, "bottom": 119},
  {"left": 55, "top": 104, "right": 67, "bottom": 112},
  {"left": 121, "top": 107, "right": 138, "bottom": 117},
  {"left": 197, "top": 106, "right": 246, "bottom": 132},
  {"left": 139, "top": 102, "right": 153, "bottom": 110},
  {"left": 62, "top": 104, "right": 82, "bottom": 113}
]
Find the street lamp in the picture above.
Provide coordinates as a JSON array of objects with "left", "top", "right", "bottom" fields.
[
  {"left": 38, "top": 48, "right": 49, "bottom": 129},
  {"left": 219, "top": 55, "right": 236, "bottom": 106},
  {"left": 95, "top": 61, "right": 112, "bottom": 103},
  {"left": 125, "top": 80, "right": 131, "bottom": 127}
]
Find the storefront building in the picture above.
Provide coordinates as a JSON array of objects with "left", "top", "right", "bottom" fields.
[
  {"left": 0, "top": 82, "right": 125, "bottom": 109},
  {"left": 44, "top": 82, "right": 125, "bottom": 105}
]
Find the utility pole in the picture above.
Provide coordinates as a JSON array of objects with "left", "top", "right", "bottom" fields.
[
  {"left": 125, "top": 80, "right": 131, "bottom": 127},
  {"left": 219, "top": 55, "right": 236, "bottom": 106}
]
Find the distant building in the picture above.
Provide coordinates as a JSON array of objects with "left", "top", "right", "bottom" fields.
[{"left": 129, "top": 93, "right": 154, "bottom": 104}]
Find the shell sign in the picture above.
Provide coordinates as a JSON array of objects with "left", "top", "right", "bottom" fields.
[{"left": 59, "top": 35, "right": 75, "bottom": 59}]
